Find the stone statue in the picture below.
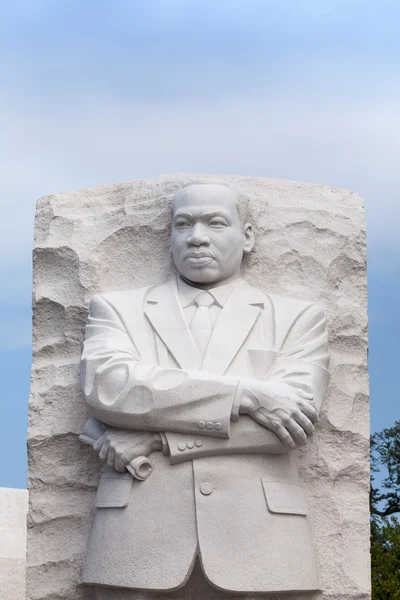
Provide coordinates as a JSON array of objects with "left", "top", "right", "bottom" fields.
[{"left": 80, "top": 183, "right": 330, "bottom": 598}]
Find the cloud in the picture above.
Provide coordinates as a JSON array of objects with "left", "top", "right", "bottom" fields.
[
  {"left": 1, "top": 65, "right": 399, "bottom": 276},
  {"left": 0, "top": 2, "right": 399, "bottom": 298}
]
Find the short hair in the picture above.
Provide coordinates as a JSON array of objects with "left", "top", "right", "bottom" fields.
[{"left": 171, "top": 185, "right": 251, "bottom": 228}]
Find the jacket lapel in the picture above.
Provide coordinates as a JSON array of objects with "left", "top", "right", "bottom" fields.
[
  {"left": 144, "top": 279, "right": 201, "bottom": 369},
  {"left": 201, "top": 280, "right": 265, "bottom": 375}
]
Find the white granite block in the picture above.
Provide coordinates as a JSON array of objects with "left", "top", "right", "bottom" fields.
[{"left": 27, "top": 175, "right": 370, "bottom": 600}]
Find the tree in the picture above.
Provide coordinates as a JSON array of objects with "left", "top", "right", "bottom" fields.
[
  {"left": 371, "top": 517, "right": 400, "bottom": 599},
  {"left": 371, "top": 420, "right": 400, "bottom": 599},
  {"left": 371, "top": 421, "right": 400, "bottom": 519}
]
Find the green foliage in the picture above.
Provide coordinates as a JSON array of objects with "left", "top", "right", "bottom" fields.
[
  {"left": 371, "top": 421, "right": 400, "bottom": 519},
  {"left": 371, "top": 420, "right": 400, "bottom": 599},
  {"left": 371, "top": 517, "right": 400, "bottom": 599}
]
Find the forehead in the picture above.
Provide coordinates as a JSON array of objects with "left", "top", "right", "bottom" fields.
[{"left": 172, "top": 185, "right": 238, "bottom": 217}]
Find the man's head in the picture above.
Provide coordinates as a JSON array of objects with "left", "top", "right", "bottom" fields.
[{"left": 171, "top": 184, "right": 254, "bottom": 286}]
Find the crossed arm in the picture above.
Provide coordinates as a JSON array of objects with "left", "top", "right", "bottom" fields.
[{"left": 81, "top": 294, "right": 330, "bottom": 472}]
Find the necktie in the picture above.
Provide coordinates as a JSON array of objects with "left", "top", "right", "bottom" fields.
[{"left": 190, "top": 291, "right": 215, "bottom": 358}]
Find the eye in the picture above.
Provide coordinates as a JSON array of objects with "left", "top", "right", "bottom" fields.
[
  {"left": 175, "top": 219, "right": 190, "bottom": 229},
  {"left": 209, "top": 218, "right": 228, "bottom": 228}
]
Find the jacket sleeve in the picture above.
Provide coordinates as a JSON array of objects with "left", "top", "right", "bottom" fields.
[
  {"left": 80, "top": 294, "right": 241, "bottom": 438},
  {"left": 267, "top": 302, "right": 330, "bottom": 414},
  {"left": 163, "top": 301, "right": 330, "bottom": 461},
  {"left": 164, "top": 417, "right": 287, "bottom": 463}
]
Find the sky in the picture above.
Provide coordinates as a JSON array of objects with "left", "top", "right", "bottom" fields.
[{"left": 0, "top": 0, "right": 399, "bottom": 488}]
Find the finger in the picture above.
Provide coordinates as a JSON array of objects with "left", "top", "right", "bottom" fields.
[
  {"left": 114, "top": 451, "right": 126, "bottom": 473},
  {"left": 120, "top": 443, "right": 149, "bottom": 466},
  {"left": 293, "top": 411, "right": 315, "bottom": 436},
  {"left": 93, "top": 432, "right": 107, "bottom": 453},
  {"left": 98, "top": 439, "right": 110, "bottom": 461},
  {"left": 121, "top": 448, "right": 138, "bottom": 466},
  {"left": 296, "top": 400, "right": 318, "bottom": 423},
  {"left": 255, "top": 411, "right": 297, "bottom": 448},
  {"left": 269, "top": 423, "right": 297, "bottom": 449},
  {"left": 107, "top": 445, "right": 116, "bottom": 468},
  {"left": 296, "top": 390, "right": 314, "bottom": 401},
  {"left": 253, "top": 411, "right": 298, "bottom": 450},
  {"left": 251, "top": 409, "right": 270, "bottom": 429},
  {"left": 283, "top": 419, "right": 308, "bottom": 446}
]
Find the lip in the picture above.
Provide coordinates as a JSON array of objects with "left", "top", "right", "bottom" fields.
[
  {"left": 185, "top": 256, "right": 214, "bottom": 266},
  {"left": 184, "top": 252, "right": 214, "bottom": 266},
  {"left": 185, "top": 251, "right": 214, "bottom": 258}
]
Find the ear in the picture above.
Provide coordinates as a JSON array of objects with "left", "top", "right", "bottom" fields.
[{"left": 242, "top": 223, "right": 255, "bottom": 254}]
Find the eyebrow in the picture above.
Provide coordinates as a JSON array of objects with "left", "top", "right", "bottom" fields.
[{"left": 173, "top": 210, "right": 231, "bottom": 221}]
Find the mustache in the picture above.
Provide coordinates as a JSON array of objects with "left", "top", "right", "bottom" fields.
[{"left": 184, "top": 250, "right": 215, "bottom": 259}]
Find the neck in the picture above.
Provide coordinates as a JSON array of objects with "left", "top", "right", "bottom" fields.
[{"left": 180, "top": 270, "right": 241, "bottom": 290}]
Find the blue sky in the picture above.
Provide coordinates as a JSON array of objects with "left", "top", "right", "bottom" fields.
[{"left": 0, "top": 0, "right": 399, "bottom": 488}]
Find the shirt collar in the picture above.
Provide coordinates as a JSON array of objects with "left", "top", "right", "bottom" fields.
[{"left": 177, "top": 276, "right": 238, "bottom": 309}]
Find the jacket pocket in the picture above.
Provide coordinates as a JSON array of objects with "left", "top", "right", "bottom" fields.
[
  {"left": 94, "top": 471, "right": 133, "bottom": 508},
  {"left": 261, "top": 479, "right": 308, "bottom": 516}
]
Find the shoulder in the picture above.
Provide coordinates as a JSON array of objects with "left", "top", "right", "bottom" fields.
[
  {"left": 267, "top": 292, "right": 325, "bottom": 317},
  {"left": 237, "top": 280, "right": 326, "bottom": 321},
  {"left": 257, "top": 290, "right": 327, "bottom": 335},
  {"left": 89, "top": 284, "right": 158, "bottom": 317}
]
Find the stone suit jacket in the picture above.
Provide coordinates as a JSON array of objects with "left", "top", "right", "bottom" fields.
[{"left": 81, "top": 278, "right": 330, "bottom": 593}]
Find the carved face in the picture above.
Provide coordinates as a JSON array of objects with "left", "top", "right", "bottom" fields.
[{"left": 171, "top": 184, "right": 254, "bottom": 285}]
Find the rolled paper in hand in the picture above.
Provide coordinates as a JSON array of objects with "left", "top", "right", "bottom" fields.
[
  {"left": 126, "top": 456, "right": 153, "bottom": 480},
  {"left": 79, "top": 417, "right": 106, "bottom": 445},
  {"left": 79, "top": 417, "right": 153, "bottom": 481}
]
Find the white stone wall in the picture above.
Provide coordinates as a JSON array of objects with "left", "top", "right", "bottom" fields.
[
  {"left": 0, "top": 487, "right": 28, "bottom": 600},
  {"left": 27, "top": 175, "right": 370, "bottom": 600}
]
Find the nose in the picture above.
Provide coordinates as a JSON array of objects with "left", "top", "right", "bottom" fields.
[{"left": 187, "top": 223, "right": 210, "bottom": 246}]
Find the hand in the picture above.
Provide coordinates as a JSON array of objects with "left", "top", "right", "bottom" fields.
[
  {"left": 239, "top": 379, "right": 318, "bottom": 450},
  {"left": 93, "top": 429, "right": 162, "bottom": 473}
]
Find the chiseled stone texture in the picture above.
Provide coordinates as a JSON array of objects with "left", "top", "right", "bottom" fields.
[
  {"left": 0, "top": 487, "right": 28, "bottom": 600},
  {"left": 27, "top": 175, "right": 370, "bottom": 600}
]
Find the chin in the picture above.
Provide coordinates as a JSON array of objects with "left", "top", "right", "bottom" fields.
[{"left": 182, "top": 268, "right": 220, "bottom": 285}]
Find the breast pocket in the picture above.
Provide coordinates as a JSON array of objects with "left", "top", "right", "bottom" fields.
[
  {"left": 261, "top": 479, "right": 308, "bottom": 516},
  {"left": 94, "top": 471, "right": 133, "bottom": 508}
]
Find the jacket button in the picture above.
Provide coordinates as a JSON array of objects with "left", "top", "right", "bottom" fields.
[
  {"left": 200, "top": 483, "right": 213, "bottom": 495},
  {"left": 206, "top": 421, "right": 214, "bottom": 429},
  {"left": 178, "top": 442, "right": 186, "bottom": 451},
  {"left": 187, "top": 441, "right": 194, "bottom": 449},
  {"left": 215, "top": 422, "right": 222, "bottom": 430},
  {"left": 195, "top": 440, "right": 203, "bottom": 447},
  {"left": 198, "top": 421, "right": 206, "bottom": 429}
]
